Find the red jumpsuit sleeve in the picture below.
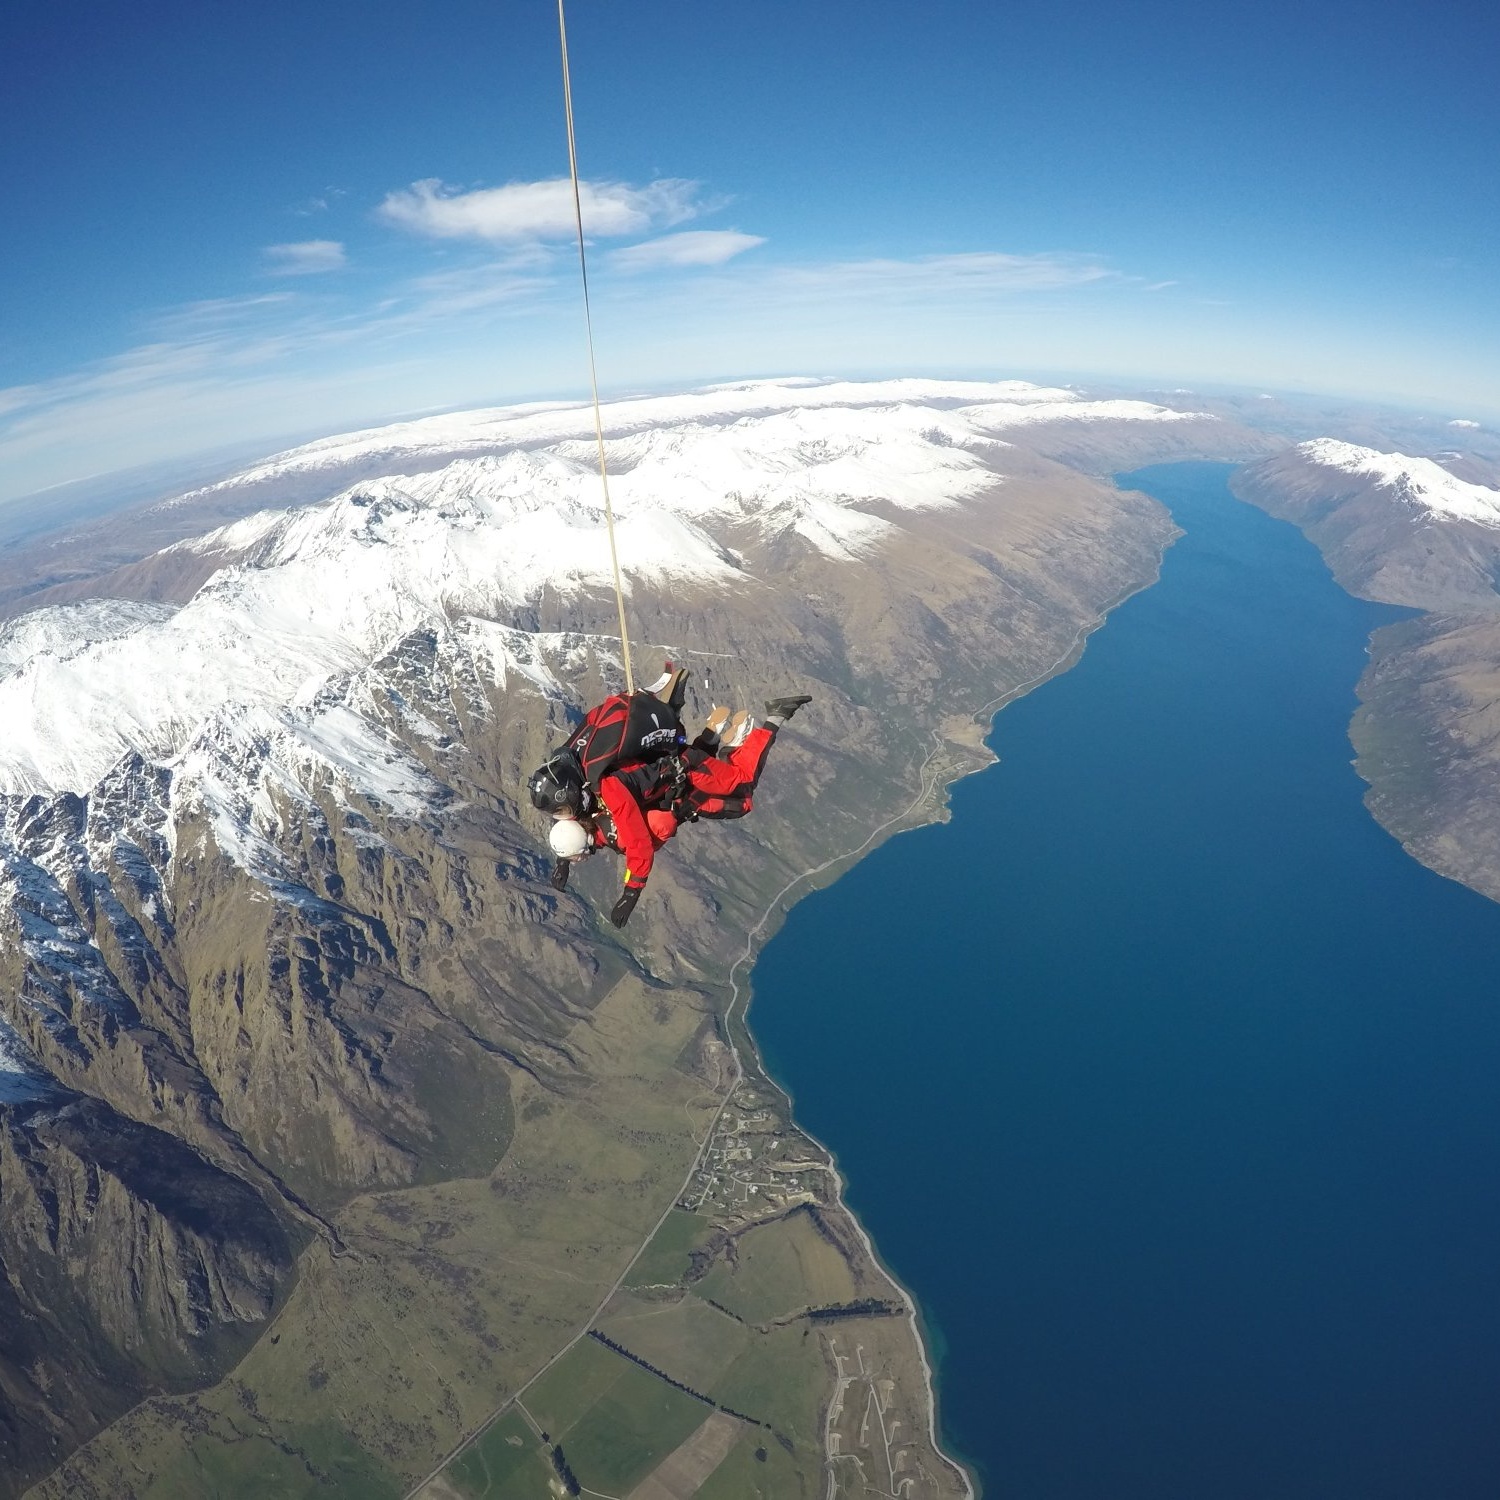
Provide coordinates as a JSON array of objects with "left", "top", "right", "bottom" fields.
[{"left": 599, "top": 775, "right": 655, "bottom": 888}]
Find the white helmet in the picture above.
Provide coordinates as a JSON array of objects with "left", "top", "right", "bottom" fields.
[{"left": 548, "top": 818, "right": 591, "bottom": 860}]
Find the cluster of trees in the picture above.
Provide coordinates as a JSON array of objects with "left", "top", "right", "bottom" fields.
[
  {"left": 807, "top": 1297, "right": 902, "bottom": 1322},
  {"left": 550, "top": 1443, "right": 581, "bottom": 1496}
]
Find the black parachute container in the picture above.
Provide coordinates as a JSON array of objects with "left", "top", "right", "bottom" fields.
[{"left": 563, "top": 690, "right": 686, "bottom": 789}]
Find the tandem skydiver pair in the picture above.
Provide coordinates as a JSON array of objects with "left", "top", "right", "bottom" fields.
[{"left": 527, "top": 665, "right": 811, "bottom": 927}]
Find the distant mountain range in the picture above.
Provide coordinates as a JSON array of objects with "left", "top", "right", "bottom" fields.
[{"left": 1234, "top": 440, "right": 1500, "bottom": 904}]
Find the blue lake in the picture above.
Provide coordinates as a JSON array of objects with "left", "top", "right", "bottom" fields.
[{"left": 751, "top": 463, "right": 1500, "bottom": 1499}]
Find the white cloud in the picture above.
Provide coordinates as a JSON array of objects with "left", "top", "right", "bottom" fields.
[
  {"left": 402, "top": 258, "right": 558, "bottom": 317},
  {"left": 609, "top": 230, "right": 766, "bottom": 272},
  {"left": 377, "top": 176, "right": 703, "bottom": 244},
  {"left": 1449, "top": 418, "right": 1481, "bottom": 429},
  {"left": 292, "top": 187, "right": 346, "bottom": 217},
  {"left": 264, "top": 240, "right": 347, "bottom": 275}
]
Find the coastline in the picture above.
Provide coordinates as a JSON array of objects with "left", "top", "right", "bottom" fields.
[
  {"left": 1226, "top": 465, "right": 1500, "bottom": 912},
  {"left": 398, "top": 528, "right": 1182, "bottom": 1500},
  {"left": 723, "top": 550, "right": 1178, "bottom": 1499},
  {"left": 727, "top": 460, "right": 1500, "bottom": 1500}
]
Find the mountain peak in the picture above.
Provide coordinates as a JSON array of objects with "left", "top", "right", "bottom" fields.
[{"left": 1295, "top": 438, "right": 1500, "bottom": 527}]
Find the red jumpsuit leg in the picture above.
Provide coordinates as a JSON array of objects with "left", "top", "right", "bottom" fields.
[
  {"left": 685, "top": 726, "right": 775, "bottom": 797},
  {"left": 681, "top": 726, "right": 775, "bottom": 820}
]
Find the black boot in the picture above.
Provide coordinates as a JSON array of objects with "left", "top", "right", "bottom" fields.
[
  {"left": 764, "top": 694, "right": 812, "bottom": 727},
  {"left": 647, "top": 663, "right": 691, "bottom": 712}
]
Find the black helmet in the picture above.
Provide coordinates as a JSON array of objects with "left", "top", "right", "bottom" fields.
[{"left": 528, "top": 752, "right": 587, "bottom": 817}]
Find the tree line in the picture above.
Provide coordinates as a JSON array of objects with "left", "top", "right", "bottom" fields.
[
  {"left": 807, "top": 1297, "right": 903, "bottom": 1322},
  {"left": 586, "top": 1329, "right": 782, "bottom": 1437}
]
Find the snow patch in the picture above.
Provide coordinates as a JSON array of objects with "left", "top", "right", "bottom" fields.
[
  {"left": 167, "top": 699, "right": 434, "bottom": 881},
  {"left": 0, "top": 1016, "right": 52, "bottom": 1105},
  {"left": 959, "top": 398, "right": 1207, "bottom": 430},
  {"left": 0, "top": 599, "right": 177, "bottom": 684},
  {"left": 168, "top": 377, "right": 1187, "bottom": 498}
]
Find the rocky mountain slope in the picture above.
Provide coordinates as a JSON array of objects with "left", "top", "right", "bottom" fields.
[
  {"left": 0, "top": 378, "right": 1253, "bottom": 1496},
  {"left": 1234, "top": 439, "right": 1500, "bottom": 901}
]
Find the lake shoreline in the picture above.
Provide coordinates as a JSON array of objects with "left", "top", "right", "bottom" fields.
[
  {"left": 748, "top": 460, "right": 1500, "bottom": 1497},
  {"left": 726, "top": 536, "right": 1180, "bottom": 1497}
]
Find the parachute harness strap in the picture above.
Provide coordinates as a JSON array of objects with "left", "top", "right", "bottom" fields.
[{"left": 558, "top": 0, "right": 635, "bottom": 694}]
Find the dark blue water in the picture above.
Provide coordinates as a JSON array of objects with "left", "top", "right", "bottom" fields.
[{"left": 752, "top": 463, "right": 1500, "bottom": 1500}]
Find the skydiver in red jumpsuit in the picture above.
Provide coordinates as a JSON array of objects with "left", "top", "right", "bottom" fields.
[{"left": 528, "top": 676, "right": 811, "bottom": 927}]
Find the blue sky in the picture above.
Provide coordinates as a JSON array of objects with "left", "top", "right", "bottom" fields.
[{"left": 2, "top": 0, "right": 1496, "bottom": 506}]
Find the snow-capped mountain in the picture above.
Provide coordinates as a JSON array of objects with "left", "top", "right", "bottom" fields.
[
  {"left": 0, "top": 379, "right": 1212, "bottom": 805},
  {"left": 173, "top": 375, "right": 1207, "bottom": 499},
  {"left": 1, "top": 377, "right": 1231, "bottom": 1492},
  {"left": 1234, "top": 436, "right": 1500, "bottom": 927},
  {"left": 1296, "top": 439, "right": 1500, "bottom": 527},
  {"left": 1235, "top": 439, "right": 1500, "bottom": 609}
]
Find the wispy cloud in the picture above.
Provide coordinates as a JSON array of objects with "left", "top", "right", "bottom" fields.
[
  {"left": 377, "top": 176, "right": 706, "bottom": 245},
  {"left": 609, "top": 230, "right": 766, "bottom": 272},
  {"left": 292, "top": 187, "right": 346, "bottom": 217},
  {"left": 839, "top": 251, "right": 1106, "bottom": 291},
  {"left": 0, "top": 238, "right": 1138, "bottom": 506},
  {"left": 153, "top": 293, "right": 295, "bottom": 332},
  {"left": 264, "top": 240, "right": 347, "bottom": 275},
  {"left": 0, "top": 250, "right": 572, "bottom": 502},
  {"left": 401, "top": 257, "right": 559, "bottom": 317},
  {"left": 750, "top": 251, "right": 1116, "bottom": 304}
]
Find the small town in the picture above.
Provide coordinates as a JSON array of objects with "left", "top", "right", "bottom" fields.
[{"left": 683, "top": 1084, "right": 834, "bottom": 1223}]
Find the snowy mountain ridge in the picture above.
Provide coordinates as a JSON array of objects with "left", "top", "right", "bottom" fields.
[
  {"left": 1297, "top": 438, "right": 1500, "bottom": 527},
  {"left": 0, "top": 375, "right": 1221, "bottom": 1100},
  {"left": 0, "top": 598, "right": 178, "bottom": 683},
  {"left": 173, "top": 376, "right": 1203, "bottom": 499},
  {"left": 0, "top": 381, "right": 1210, "bottom": 807}
]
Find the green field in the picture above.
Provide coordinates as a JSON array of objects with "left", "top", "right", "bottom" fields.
[
  {"left": 597, "top": 1291, "right": 750, "bottom": 1392},
  {"left": 523, "top": 1337, "right": 626, "bottom": 1439},
  {"left": 709, "top": 1323, "right": 829, "bottom": 1452},
  {"left": 696, "top": 1210, "right": 859, "bottom": 1325},
  {"left": 526, "top": 1339, "right": 711, "bottom": 1494},
  {"left": 624, "top": 1208, "right": 716, "bottom": 1287},
  {"left": 694, "top": 1432, "right": 807, "bottom": 1500},
  {"left": 446, "top": 1412, "right": 552, "bottom": 1499}
]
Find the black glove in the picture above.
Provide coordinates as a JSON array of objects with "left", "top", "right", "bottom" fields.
[
  {"left": 610, "top": 885, "right": 642, "bottom": 928},
  {"left": 550, "top": 860, "right": 570, "bottom": 892}
]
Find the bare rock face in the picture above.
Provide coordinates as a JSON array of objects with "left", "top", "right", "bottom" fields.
[
  {"left": 0, "top": 379, "right": 1206, "bottom": 1494},
  {"left": 0, "top": 634, "right": 602, "bottom": 1493}
]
